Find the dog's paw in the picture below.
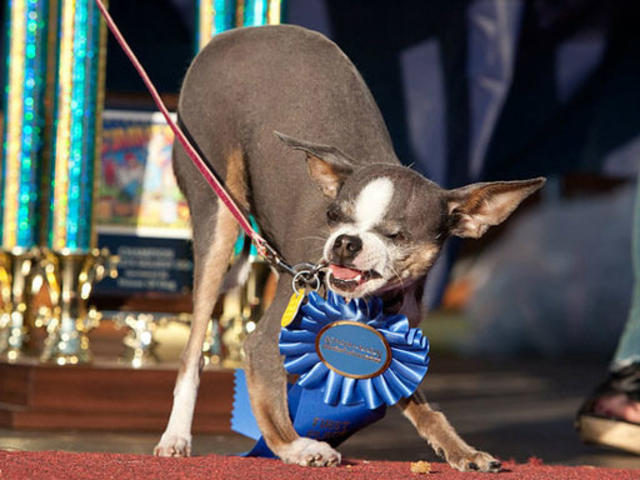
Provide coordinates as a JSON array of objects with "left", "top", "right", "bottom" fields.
[
  {"left": 279, "top": 437, "right": 341, "bottom": 467},
  {"left": 445, "top": 449, "right": 502, "bottom": 473},
  {"left": 153, "top": 433, "right": 192, "bottom": 457}
]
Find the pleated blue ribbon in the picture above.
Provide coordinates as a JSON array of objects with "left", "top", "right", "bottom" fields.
[
  {"left": 280, "top": 291, "right": 430, "bottom": 410},
  {"left": 231, "top": 291, "right": 429, "bottom": 458}
]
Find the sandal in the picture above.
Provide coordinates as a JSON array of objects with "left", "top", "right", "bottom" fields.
[{"left": 575, "top": 363, "right": 640, "bottom": 455}]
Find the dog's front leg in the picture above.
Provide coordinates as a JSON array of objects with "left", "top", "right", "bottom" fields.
[
  {"left": 243, "top": 282, "right": 341, "bottom": 467},
  {"left": 398, "top": 390, "right": 502, "bottom": 472},
  {"left": 154, "top": 195, "right": 240, "bottom": 457},
  {"left": 153, "top": 244, "right": 225, "bottom": 457}
]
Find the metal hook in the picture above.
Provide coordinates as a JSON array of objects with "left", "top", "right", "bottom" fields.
[{"left": 291, "top": 269, "right": 321, "bottom": 292}]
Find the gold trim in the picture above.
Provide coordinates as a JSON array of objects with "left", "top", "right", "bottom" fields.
[
  {"left": 198, "top": 0, "right": 213, "bottom": 50},
  {"left": 235, "top": 0, "right": 245, "bottom": 28},
  {"left": 267, "top": 0, "right": 281, "bottom": 25},
  {"left": 90, "top": 0, "right": 109, "bottom": 251},
  {"left": 315, "top": 320, "right": 392, "bottom": 380}
]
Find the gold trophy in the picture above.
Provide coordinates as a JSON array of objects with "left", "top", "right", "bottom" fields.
[
  {"left": 36, "top": 248, "right": 117, "bottom": 364},
  {"left": 219, "top": 258, "right": 272, "bottom": 367},
  {"left": 117, "top": 312, "right": 158, "bottom": 368},
  {"left": 202, "top": 317, "right": 222, "bottom": 366},
  {"left": 0, "top": 249, "right": 39, "bottom": 361}
]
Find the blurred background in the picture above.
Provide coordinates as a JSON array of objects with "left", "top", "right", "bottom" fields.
[
  {"left": 86, "top": 0, "right": 640, "bottom": 359},
  {"left": 1, "top": 0, "right": 639, "bottom": 468}
]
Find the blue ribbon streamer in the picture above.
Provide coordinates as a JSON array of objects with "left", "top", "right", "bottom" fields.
[{"left": 233, "top": 369, "right": 386, "bottom": 458}]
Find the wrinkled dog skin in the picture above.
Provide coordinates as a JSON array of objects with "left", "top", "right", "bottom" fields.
[{"left": 154, "top": 25, "right": 545, "bottom": 471}]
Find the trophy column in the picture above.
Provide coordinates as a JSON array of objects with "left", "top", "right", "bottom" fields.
[
  {"left": 39, "top": 0, "right": 115, "bottom": 365},
  {"left": 0, "top": 0, "right": 51, "bottom": 360}
]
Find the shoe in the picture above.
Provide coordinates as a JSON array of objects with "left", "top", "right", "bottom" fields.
[{"left": 576, "top": 363, "right": 640, "bottom": 455}]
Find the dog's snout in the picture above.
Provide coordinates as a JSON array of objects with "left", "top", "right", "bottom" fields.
[{"left": 332, "top": 234, "right": 362, "bottom": 260}]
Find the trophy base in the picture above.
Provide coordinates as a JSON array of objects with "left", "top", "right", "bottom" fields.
[
  {"left": 0, "top": 347, "right": 29, "bottom": 363},
  {"left": 43, "top": 332, "right": 94, "bottom": 365},
  {"left": 0, "top": 359, "right": 234, "bottom": 432}
]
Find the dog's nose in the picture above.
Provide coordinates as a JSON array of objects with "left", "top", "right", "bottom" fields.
[{"left": 332, "top": 234, "right": 362, "bottom": 260}]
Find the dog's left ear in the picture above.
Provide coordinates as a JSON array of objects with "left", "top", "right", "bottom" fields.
[
  {"left": 446, "top": 177, "right": 546, "bottom": 238},
  {"left": 274, "top": 131, "right": 356, "bottom": 198}
]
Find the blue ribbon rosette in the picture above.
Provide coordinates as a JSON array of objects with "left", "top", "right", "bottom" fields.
[
  {"left": 232, "top": 290, "right": 429, "bottom": 457},
  {"left": 281, "top": 291, "right": 430, "bottom": 409}
]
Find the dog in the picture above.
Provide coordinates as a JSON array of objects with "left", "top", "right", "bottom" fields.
[{"left": 153, "top": 25, "right": 545, "bottom": 472}]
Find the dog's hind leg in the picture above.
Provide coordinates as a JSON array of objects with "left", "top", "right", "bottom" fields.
[
  {"left": 154, "top": 149, "right": 245, "bottom": 457},
  {"left": 243, "top": 281, "right": 341, "bottom": 467}
]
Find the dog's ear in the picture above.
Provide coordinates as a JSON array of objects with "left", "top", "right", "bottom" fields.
[
  {"left": 274, "top": 131, "right": 355, "bottom": 198},
  {"left": 446, "top": 177, "right": 546, "bottom": 238}
]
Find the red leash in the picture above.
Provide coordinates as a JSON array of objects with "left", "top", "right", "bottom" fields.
[{"left": 94, "top": 0, "right": 293, "bottom": 271}]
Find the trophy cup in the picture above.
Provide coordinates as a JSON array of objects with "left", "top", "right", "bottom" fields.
[
  {"left": 220, "top": 257, "right": 272, "bottom": 367},
  {"left": 0, "top": 249, "right": 40, "bottom": 361},
  {"left": 37, "top": 248, "right": 116, "bottom": 364},
  {"left": 113, "top": 311, "right": 162, "bottom": 368},
  {"left": 36, "top": 0, "right": 112, "bottom": 365}
]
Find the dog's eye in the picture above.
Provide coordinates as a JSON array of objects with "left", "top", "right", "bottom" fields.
[
  {"left": 384, "top": 230, "right": 405, "bottom": 241},
  {"left": 326, "top": 206, "right": 342, "bottom": 224}
]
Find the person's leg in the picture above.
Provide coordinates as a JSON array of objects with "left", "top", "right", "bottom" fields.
[
  {"left": 594, "top": 177, "right": 640, "bottom": 423},
  {"left": 592, "top": 300, "right": 640, "bottom": 422},
  {"left": 610, "top": 180, "right": 640, "bottom": 370},
  {"left": 577, "top": 179, "right": 640, "bottom": 454}
]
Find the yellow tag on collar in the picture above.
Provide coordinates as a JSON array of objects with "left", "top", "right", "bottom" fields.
[{"left": 281, "top": 289, "right": 306, "bottom": 327}]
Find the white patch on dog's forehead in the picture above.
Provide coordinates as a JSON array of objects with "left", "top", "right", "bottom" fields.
[{"left": 354, "top": 177, "right": 394, "bottom": 230}]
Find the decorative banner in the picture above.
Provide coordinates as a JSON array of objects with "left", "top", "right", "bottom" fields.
[
  {"left": 92, "top": 110, "right": 194, "bottom": 297},
  {"left": 232, "top": 292, "right": 429, "bottom": 457},
  {"left": 196, "top": 0, "right": 283, "bottom": 52},
  {"left": 48, "top": 0, "right": 108, "bottom": 253},
  {"left": 96, "top": 110, "right": 189, "bottom": 236},
  {"left": 0, "top": 0, "right": 50, "bottom": 250}
]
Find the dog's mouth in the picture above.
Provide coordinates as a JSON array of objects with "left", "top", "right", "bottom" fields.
[{"left": 327, "top": 264, "right": 383, "bottom": 293}]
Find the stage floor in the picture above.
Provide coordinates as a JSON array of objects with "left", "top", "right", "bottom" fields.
[{"left": 0, "top": 355, "right": 638, "bottom": 470}]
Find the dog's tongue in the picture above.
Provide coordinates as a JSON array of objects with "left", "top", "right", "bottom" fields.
[{"left": 330, "top": 264, "right": 362, "bottom": 280}]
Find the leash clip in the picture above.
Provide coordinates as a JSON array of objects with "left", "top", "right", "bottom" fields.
[
  {"left": 259, "top": 242, "right": 296, "bottom": 275},
  {"left": 290, "top": 261, "right": 327, "bottom": 292}
]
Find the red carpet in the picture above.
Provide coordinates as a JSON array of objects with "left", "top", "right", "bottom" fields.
[{"left": 0, "top": 451, "right": 638, "bottom": 480}]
